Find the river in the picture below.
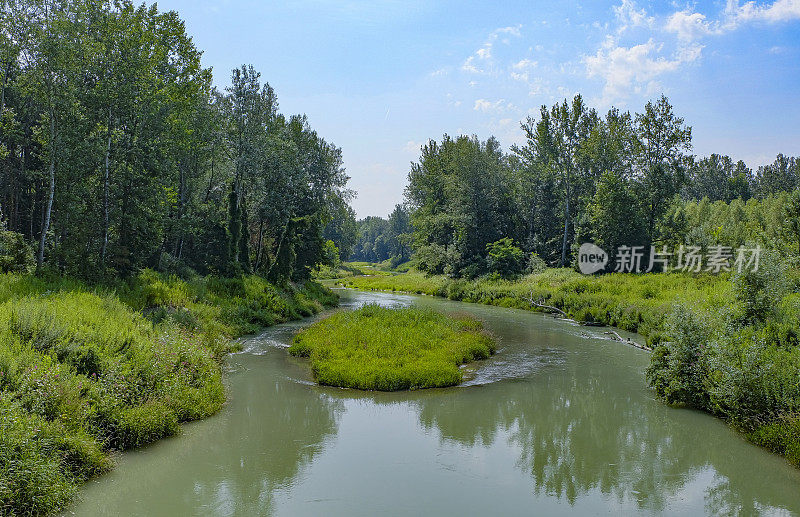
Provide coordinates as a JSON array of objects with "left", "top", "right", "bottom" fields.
[{"left": 65, "top": 289, "right": 800, "bottom": 516}]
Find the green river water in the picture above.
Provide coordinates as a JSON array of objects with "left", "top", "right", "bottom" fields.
[{"left": 65, "top": 289, "right": 800, "bottom": 516}]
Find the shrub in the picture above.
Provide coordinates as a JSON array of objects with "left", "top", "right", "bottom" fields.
[
  {"left": 486, "top": 238, "right": 525, "bottom": 279},
  {"left": 0, "top": 230, "right": 35, "bottom": 274},
  {"left": 732, "top": 249, "right": 788, "bottom": 325},
  {"left": 646, "top": 305, "right": 712, "bottom": 408}
]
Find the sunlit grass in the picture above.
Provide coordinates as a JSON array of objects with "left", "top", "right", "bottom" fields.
[
  {"left": 290, "top": 304, "right": 495, "bottom": 390},
  {"left": 339, "top": 269, "right": 731, "bottom": 347},
  {"left": 0, "top": 271, "right": 337, "bottom": 515}
]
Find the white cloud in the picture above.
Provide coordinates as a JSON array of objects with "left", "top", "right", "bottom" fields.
[
  {"left": 462, "top": 56, "right": 482, "bottom": 73},
  {"left": 510, "top": 59, "right": 538, "bottom": 82},
  {"left": 613, "top": 0, "right": 654, "bottom": 33},
  {"left": 725, "top": 0, "right": 800, "bottom": 25},
  {"left": 512, "top": 58, "right": 538, "bottom": 69},
  {"left": 495, "top": 25, "right": 522, "bottom": 37},
  {"left": 584, "top": 36, "right": 700, "bottom": 104},
  {"left": 664, "top": 1, "right": 800, "bottom": 45},
  {"left": 462, "top": 25, "right": 523, "bottom": 74},
  {"left": 473, "top": 98, "right": 513, "bottom": 113},
  {"left": 665, "top": 10, "right": 720, "bottom": 41},
  {"left": 403, "top": 140, "right": 423, "bottom": 153}
]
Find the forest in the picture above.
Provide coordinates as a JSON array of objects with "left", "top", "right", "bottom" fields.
[
  {"left": 0, "top": 1, "right": 349, "bottom": 513},
  {"left": 0, "top": 0, "right": 350, "bottom": 281}
]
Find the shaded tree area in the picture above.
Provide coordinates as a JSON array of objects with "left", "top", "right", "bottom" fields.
[
  {"left": 405, "top": 93, "right": 799, "bottom": 277},
  {"left": 349, "top": 204, "right": 412, "bottom": 265},
  {"left": 0, "top": 0, "right": 351, "bottom": 281}
]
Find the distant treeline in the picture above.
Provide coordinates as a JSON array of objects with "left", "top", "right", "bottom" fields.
[
  {"left": 344, "top": 95, "right": 799, "bottom": 277},
  {"left": 0, "top": 0, "right": 350, "bottom": 281}
]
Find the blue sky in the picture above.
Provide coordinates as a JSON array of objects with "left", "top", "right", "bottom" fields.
[{"left": 156, "top": 0, "right": 800, "bottom": 217}]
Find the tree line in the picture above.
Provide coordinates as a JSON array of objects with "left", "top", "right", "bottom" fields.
[
  {"left": 0, "top": 0, "right": 350, "bottom": 281},
  {"left": 394, "top": 94, "right": 800, "bottom": 277}
]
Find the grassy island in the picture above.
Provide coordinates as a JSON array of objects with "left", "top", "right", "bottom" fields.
[{"left": 289, "top": 304, "right": 496, "bottom": 390}]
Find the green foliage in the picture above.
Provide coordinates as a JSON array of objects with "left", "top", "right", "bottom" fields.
[
  {"left": 322, "top": 240, "right": 341, "bottom": 269},
  {"left": 0, "top": 271, "right": 337, "bottom": 515},
  {"left": 289, "top": 304, "right": 495, "bottom": 390},
  {"left": 646, "top": 305, "right": 712, "bottom": 407},
  {"left": 0, "top": 2, "right": 350, "bottom": 281},
  {"left": 350, "top": 204, "right": 412, "bottom": 264},
  {"left": 732, "top": 249, "right": 788, "bottom": 325},
  {"left": 340, "top": 269, "right": 729, "bottom": 338},
  {"left": 407, "top": 135, "right": 516, "bottom": 276},
  {"left": 0, "top": 231, "right": 34, "bottom": 274},
  {"left": 342, "top": 266, "right": 800, "bottom": 466},
  {"left": 579, "top": 171, "right": 647, "bottom": 269},
  {"left": 486, "top": 238, "right": 525, "bottom": 279}
]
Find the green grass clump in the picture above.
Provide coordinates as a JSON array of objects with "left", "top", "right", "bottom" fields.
[
  {"left": 0, "top": 271, "right": 337, "bottom": 516},
  {"left": 289, "top": 304, "right": 495, "bottom": 390}
]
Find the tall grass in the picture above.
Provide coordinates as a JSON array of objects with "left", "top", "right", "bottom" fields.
[
  {"left": 0, "top": 271, "right": 337, "bottom": 516},
  {"left": 339, "top": 269, "right": 731, "bottom": 347},
  {"left": 289, "top": 304, "right": 495, "bottom": 390}
]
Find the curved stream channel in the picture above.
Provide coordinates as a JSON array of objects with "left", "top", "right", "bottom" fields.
[{"left": 67, "top": 289, "right": 800, "bottom": 516}]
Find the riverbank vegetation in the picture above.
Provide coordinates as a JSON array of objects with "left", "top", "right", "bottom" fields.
[
  {"left": 289, "top": 304, "right": 495, "bottom": 390},
  {"left": 319, "top": 90, "right": 800, "bottom": 468},
  {"left": 0, "top": 270, "right": 336, "bottom": 515},
  {"left": 338, "top": 269, "right": 730, "bottom": 346}
]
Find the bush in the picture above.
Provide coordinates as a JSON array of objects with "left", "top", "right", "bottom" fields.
[
  {"left": 0, "top": 231, "right": 35, "bottom": 274},
  {"left": 646, "top": 305, "right": 712, "bottom": 408},
  {"left": 732, "top": 249, "right": 788, "bottom": 325},
  {"left": 486, "top": 238, "right": 524, "bottom": 279}
]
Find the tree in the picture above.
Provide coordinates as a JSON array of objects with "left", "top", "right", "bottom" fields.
[
  {"left": 633, "top": 95, "right": 692, "bottom": 247},
  {"left": 755, "top": 154, "right": 799, "bottom": 198},
  {"left": 579, "top": 170, "right": 647, "bottom": 271},
  {"left": 783, "top": 189, "right": 800, "bottom": 257},
  {"left": 406, "top": 135, "right": 517, "bottom": 277},
  {"left": 515, "top": 95, "right": 598, "bottom": 267},
  {"left": 0, "top": 1, "right": 353, "bottom": 279}
]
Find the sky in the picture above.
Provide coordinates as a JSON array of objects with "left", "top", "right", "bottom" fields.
[{"left": 155, "top": 0, "right": 800, "bottom": 218}]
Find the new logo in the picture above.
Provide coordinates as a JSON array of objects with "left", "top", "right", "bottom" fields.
[{"left": 578, "top": 242, "right": 607, "bottom": 274}]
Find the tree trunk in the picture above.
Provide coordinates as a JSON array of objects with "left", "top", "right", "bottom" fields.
[
  {"left": 37, "top": 112, "right": 56, "bottom": 270},
  {"left": 100, "top": 108, "right": 111, "bottom": 265},
  {"left": 254, "top": 216, "right": 264, "bottom": 270},
  {"left": 560, "top": 195, "right": 569, "bottom": 267}
]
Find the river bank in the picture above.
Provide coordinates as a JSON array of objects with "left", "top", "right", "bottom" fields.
[
  {"left": 0, "top": 271, "right": 337, "bottom": 516},
  {"left": 334, "top": 269, "right": 731, "bottom": 347}
]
